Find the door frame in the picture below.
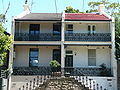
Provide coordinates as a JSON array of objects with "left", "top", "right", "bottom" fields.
[{"left": 65, "top": 50, "right": 73, "bottom": 68}]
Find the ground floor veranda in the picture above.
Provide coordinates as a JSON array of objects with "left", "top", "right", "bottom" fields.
[{"left": 13, "top": 45, "right": 112, "bottom": 76}]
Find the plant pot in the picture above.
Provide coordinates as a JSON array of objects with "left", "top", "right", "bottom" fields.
[{"left": 51, "top": 72, "right": 61, "bottom": 77}]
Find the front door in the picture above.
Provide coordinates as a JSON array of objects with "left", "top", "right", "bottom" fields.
[
  {"left": 65, "top": 55, "right": 73, "bottom": 67},
  {"left": 53, "top": 49, "right": 61, "bottom": 64},
  {"left": 29, "top": 48, "right": 39, "bottom": 67},
  {"left": 53, "top": 49, "right": 61, "bottom": 71}
]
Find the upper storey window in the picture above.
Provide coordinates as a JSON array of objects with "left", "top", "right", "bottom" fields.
[
  {"left": 53, "top": 23, "right": 61, "bottom": 35},
  {"left": 66, "top": 24, "right": 73, "bottom": 33},
  {"left": 29, "top": 24, "right": 40, "bottom": 34},
  {"left": 88, "top": 25, "right": 96, "bottom": 34}
]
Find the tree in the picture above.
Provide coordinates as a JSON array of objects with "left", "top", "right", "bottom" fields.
[
  {"left": 0, "top": 24, "right": 12, "bottom": 66},
  {"left": 115, "top": 17, "right": 120, "bottom": 59},
  {"left": 65, "top": 6, "right": 81, "bottom": 13},
  {"left": 87, "top": 0, "right": 120, "bottom": 16}
]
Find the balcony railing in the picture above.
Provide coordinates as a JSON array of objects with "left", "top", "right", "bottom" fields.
[
  {"left": 14, "top": 33, "right": 61, "bottom": 41},
  {"left": 65, "top": 33, "right": 111, "bottom": 41},
  {"left": 14, "top": 33, "right": 111, "bottom": 42}
]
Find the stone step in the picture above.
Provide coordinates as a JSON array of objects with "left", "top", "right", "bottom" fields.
[{"left": 36, "top": 77, "right": 90, "bottom": 90}]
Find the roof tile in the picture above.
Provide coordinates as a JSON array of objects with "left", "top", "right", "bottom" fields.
[{"left": 65, "top": 13, "right": 111, "bottom": 21}]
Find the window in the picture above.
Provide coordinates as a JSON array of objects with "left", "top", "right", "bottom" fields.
[
  {"left": 66, "top": 50, "right": 73, "bottom": 55},
  {"left": 88, "top": 25, "right": 96, "bottom": 34},
  {"left": 88, "top": 49, "right": 96, "bottom": 66},
  {"left": 88, "top": 25, "right": 91, "bottom": 34},
  {"left": 53, "top": 23, "right": 61, "bottom": 35},
  {"left": 67, "top": 24, "right": 73, "bottom": 29},
  {"left": 29, "top": 48, "right": 39, "bottom": 66},
  {"left": 66, "top": 24, "right": 73, "bottom": 33},
  {"left": 29, "top": 24, "right": 40, "bottom": 34}
]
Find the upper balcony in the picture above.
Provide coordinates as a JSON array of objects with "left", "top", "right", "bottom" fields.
[
  {"left": 14, "top": 21, "right": 111, "bottom": 42},
  {"left": 14, "top": 33, "right": 61, "bottom": 41},
  {"left": 14, "top": 32, "right": 111, "bottom": 42},
  {"left": 65, "top": 33, "right": 111, "bottom": 42}
]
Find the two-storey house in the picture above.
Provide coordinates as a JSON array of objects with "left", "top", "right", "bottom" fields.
[{"left": 11, "top": 3, "right": 117, "bottom": 90}]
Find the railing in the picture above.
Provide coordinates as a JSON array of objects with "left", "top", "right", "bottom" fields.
[
  {"left": 13, "top": 67, "right": 111, "bottom": 76},
  {"left": 14, "top": 33, "right": 61, "bottom": 41},
  {"left": 64, "top": 67, "right": 111, "bottom": 77},
  {"left": 65, "top": 33, "right": 111, "bottom": 41},
  {"left": 14, "top": 33, "right": 111, "bottom": 42}
]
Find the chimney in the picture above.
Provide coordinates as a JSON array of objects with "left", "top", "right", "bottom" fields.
[
  {"left": 23, "top": 0, "right": 30, "bottom": 13},
  {"left": 98, "top": 4, "right": 105, "bottom": 15}
]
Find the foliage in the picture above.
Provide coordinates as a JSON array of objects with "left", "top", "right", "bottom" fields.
[
  {"left": 0, "top": 14, "right": 5, "bottom": 23},
  {"left": 65, "top": 6, "right": 81, "bottom": 13},
  {"left": 115, "top": 17, "right": 120, "bottom": 59},
  {"left": 49, "top": 60, "right": 60, "bottom": 68},
  {"left": 0, "top": 24, "right": 12, "bottom": 66},
  {"left": 100, "top": 63, "right": 110, "bottom": 76},
  {"left": 87, "top": 0, "right": 120, "bottom": 15}
]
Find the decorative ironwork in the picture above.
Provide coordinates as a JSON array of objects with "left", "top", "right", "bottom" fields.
[
  {"left": 14, "top": 33, "right": 111, "bottom": 42},
  {"left": 13, "top": 67, "right": 111, "bottom": 76},
  {"left": 65, "top": 33, "right": 111, "bottom": 41},
  {"left": 14, "top": 33, "right": 61, "bottom": 41}
]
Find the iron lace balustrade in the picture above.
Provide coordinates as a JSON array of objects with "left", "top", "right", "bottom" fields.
[
  {"left": 65, "top": 33, "right": 111, "bottom": 41},
  {"left": 14, "top": 33, "right": 61, "bottom": 41}
]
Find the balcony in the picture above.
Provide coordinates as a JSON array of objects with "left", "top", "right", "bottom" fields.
[
  {"left": 14, "top": 33, "right": 61, "bottom": 41},
  {"left": 65, "top": 33, "right": 111, "bottom": 42},
  {"left": 14, "top": 33, "right": 111, "bottom": 42}
]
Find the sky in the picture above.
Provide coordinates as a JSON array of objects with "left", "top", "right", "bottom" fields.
[{"left": 0, "top": 0, "right": 119, "bottom": 33}]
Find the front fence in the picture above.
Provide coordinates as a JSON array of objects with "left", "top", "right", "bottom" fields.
[{"left": 18, "top": 75, "right": 107, "bottom": 90}]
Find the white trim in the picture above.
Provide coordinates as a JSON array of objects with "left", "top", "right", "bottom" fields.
[{"left": 64, "top": 41, "right": 112, "bottom": 45}]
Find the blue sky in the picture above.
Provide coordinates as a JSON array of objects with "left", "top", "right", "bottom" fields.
[{"left": 0, "top": 0, "right": 118, "bottom": 33}]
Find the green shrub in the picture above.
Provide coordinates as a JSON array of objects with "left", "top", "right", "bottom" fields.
[{"left": 49, "top": 60, "right": 60, "bottom": 68}]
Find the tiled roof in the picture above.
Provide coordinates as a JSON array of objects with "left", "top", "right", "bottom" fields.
[
  {"left": 15, "top": 13, "right": 62, "bottom": 21},
  {"left": 65, "top": 13, "right": 111, "bottom": 21}
]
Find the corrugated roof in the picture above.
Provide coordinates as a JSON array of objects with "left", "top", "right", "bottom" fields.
[
  {"left": 15, "top": 13, "right": 62, "bottom": 21},
  {"left": 65, "top": 13, "right": 111, "bottom": 21}
]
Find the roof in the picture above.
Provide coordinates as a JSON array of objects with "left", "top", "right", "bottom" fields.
[
  {"left": 65, "top": 13, "right": 111, "bottom": 21},
  {"left": 15, "top": 13, "right": 62, "bottom": 21},
  {"left": 15, "top": 13, "right": 112, "bottom": 21}
]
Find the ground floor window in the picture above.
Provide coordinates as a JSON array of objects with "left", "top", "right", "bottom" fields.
[
  {"left": 29, "top": 48, "right": 39, "bottom": 67},
  {"left": 88, "top": 49, "right": 96, "bottom": 66}
]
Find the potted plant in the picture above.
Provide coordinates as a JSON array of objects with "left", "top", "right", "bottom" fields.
[
  {"left": 49, "top": 60, "right": 61, "bottom": 77},
  {"left": 100, "top": 63, "right": 110, "bottom": 76}
]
